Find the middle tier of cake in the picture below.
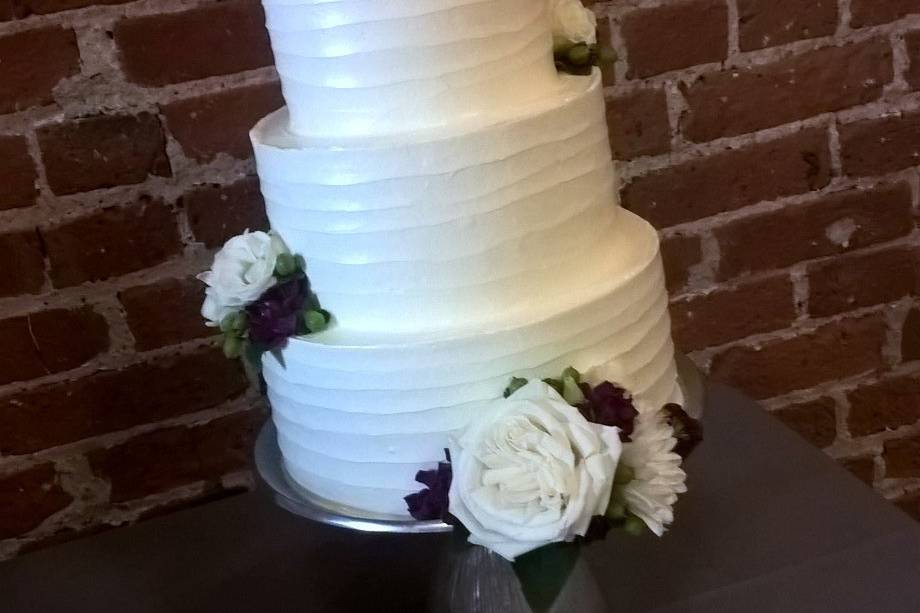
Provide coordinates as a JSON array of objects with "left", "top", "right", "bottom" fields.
[
  {"left": 252, "top": 71, "right": 619, "bottom": 334},
  {"left": 263, "top": 209, "right": 680, "bottom": 516}
]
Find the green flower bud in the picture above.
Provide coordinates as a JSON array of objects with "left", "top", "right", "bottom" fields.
[
  {"left": 606, "top": 500, "right": 627, "bottom": 521},
  {"left": 567, "top": 43, "right": 591, "bottom": 66},
  {"left": 597, "top": 44, "right": 618, "bottom": 64},
  {"left": 614, "top": 463, "right": 635, "bottom": 485},
  {"left": 303, "top": 309, "right": 327, "bottom": 333},
  {"left": 220, "top": 311, "right": 248, "bottom": 334},
  {"left": 294, "top": 254, "right": 307, "bottom": 272},
  {"left": 274, "top": 253, "right": 297, "bottom": 277},
  {"left": 222, "top": 333, "right": 243, "bottom": 359},
  {"left": 623, "top": 515, "right": 647, "bottom": 537}
]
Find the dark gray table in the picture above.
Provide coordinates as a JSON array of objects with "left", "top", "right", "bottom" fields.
[{"left": 4, "top": 385, "right": 920, "bottom": 612}]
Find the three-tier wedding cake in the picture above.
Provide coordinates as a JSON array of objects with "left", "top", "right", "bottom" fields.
[{"left": 238, "top": 0, "right": 682, "bottom": 518}]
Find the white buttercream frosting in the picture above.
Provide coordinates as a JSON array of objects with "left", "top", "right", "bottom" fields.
[
  {"left": 250, "top": 3, "right": 682, "bottom": 518},
  {"left": 253, "top": 72, "right": 622, "bottom": 334},
  {"left": 265, "top": 211, "right": 681, "bottom": 517},
  {"left": 261, "top": 0, "right": 560, "bottom": 136}
]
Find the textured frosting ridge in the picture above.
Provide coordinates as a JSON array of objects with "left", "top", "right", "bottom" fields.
[
  {"left": 253, "top": 72, "right": 622, "bottom": 333},
  {"left": 261, "top": 0, "right": 560, "bottom": 136},
  {"left": 266, "top": 211, "right": 681, "bottom": 515}
]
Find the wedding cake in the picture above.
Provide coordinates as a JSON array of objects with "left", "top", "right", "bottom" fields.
[{"left": 235, "top": 0, "right": 682, "bottom": 518}]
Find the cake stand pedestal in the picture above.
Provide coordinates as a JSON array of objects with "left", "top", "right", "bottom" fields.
[{"left": 254, "top": 354, "right": 706, "bottom": 612}]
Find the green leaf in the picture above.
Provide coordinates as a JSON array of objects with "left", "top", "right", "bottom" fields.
[
  {"left": 561, "top": 366, "right": 582, "bottom": 383},
  {"left": 503, "top": 377, "right": 529, "bottom": 398},
  {"left": 512, "top": 542, "right": 581, "bottom": 613},
  {"left": 241, "top": 342, "right": 263, "bottom": 391},
  {"left": 542, "top": 377, "right": 564, "bottom": 396},
  {"left": 268, "top": 346, "right": 286, "bottom": 369},
  {"left": 562, "top": 376, "right": 585, "bottom": 406}
]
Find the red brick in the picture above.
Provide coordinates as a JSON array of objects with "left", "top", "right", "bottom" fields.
[
  {"left": 119, "top": 277, "right": 210, "bottom": 351},
  {"left": 841, "top": 456, "right": 875, "bottom": 486},
  {"left": 12, "top": 0, "right": 131, "bottom": 17},
  {"left": 850, "top": 0, "right": 918, "bottom": 27},
  {"left": 0, "top": 135, "right": 37, "bottom": 211},
  {"left": 671, "top": 274, "right": 796, "bottom": 351},
  {"left": 606, "top": 88, "right": 671, "bottom": 161},
  {"left": 623, "top": 128, "right": 831, "bottom": 228},
  {"left": 895, "top": 490, "right": 920, "bottom": 521},
  {"left": 738, "top": 0, "right": 837, "bottom": 51},
  {"left": 848, "top": 375, "right": 920, "bottom": 436},
  {"left": 42, "top": 198, "right": 181, "bottom": 288},
  {"left": 597, "top": 16, "right": 615, "bottom": 87},
  {"left": 0, "top": 27, "right": 80, "bottom": 114},
  {"left": 772, "top": 397, "right": 837, "bottom": 448},
  {"left": 621, "top": 0, "right": 728, "bottom": 79},
  {"left": 183, "top": 177, "right": 269, "bottom": 249},
  {"left": 682, "top": 40, "right": 892, "bottom": 143},
  {"left": 660, "top": 232, "right": 702, "bottom": 293},
  {"left": 88, "top": 410, "right": 260, "bottom": 503},
  {"left": 0, "top": 464, "right": 72, "bottom": 539},
  {"left": 808, "top": 246, "right": 918, "bottom": 317},
  {"left": 0, "top": 316, "right": 44, "bottom": 385},
  {"left": 904, "top": 31, "right": 920, "bottom": 91},
  {"left": 710, "top": 314, "right": 888, "bottom": 399},
  {"left": 902, "top": 307, "right": 920, "bottom": 362},
  {"left": 162, "top": 82, "right": 283, "bottom": 162},
  {"left": 716, "top": 182, "right": 913, "bottom": 280},
  {"left": 0, "top": 348, "right": 247, "bottom": 455},
  {"left": 0, "top": 307, "right": 109, "bottom": 385},
  {"left": 114, "top": 0, "right": 273, "bottom": 86},
  {"left": 0, "top": 230, "right": 45, "bottom": 297},
  {"left": 37, "top": 113, "right": 171, "bottom": 196},
  {"left": 884, "top": 434, "right": 920, "bottom": 478},
  {"left": 840, "top": 109, "right": 920, "bottom": 177}
]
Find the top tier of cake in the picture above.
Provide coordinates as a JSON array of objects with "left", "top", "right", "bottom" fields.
[{"left": 262, "top": 0, "right": 560, "bottom": 137}]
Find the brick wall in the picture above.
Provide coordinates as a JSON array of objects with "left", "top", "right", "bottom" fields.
[
  {"left": 0, "top": 0, "right": 274, "bottom": 558},
  {"left": 594, "top": 0, "right": 920, "bottom": 521},
  {"left": 1, "top": 0, "right": 919, "bottom": 558}
]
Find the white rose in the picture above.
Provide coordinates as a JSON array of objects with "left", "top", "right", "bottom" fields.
[
  {"left": 551, "top": 0, "right": 598, "bottom": 45},
  {"left": 198, "top": 230, "right": 288, "bottom": 326},
  {"left": 448, "top": 380, "right": 622, "bottom": 561}
]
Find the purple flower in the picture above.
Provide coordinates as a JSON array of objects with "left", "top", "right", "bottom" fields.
[
  {"left": 246, "top": 275, "right": 309, "bottom": 349},
  {"left": 578, "top": 381, "right": 638, "bottom": 441},
  {"left": 662, "top": 403, "right": 703, "bottom": 459},
  {"left": 404, "top": 453, "right": 452, "bottom": 521}
]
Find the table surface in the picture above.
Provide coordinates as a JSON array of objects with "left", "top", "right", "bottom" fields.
[{"left": 4, "top": 384, "right": 920, "bottom": 612}]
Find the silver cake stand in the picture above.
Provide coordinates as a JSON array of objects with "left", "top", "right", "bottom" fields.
[{"left": 254, "top": 353, "right": 706, "bottom": 612}]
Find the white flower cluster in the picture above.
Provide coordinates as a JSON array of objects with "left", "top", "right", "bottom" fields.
[
  {"left": 550, "top": 0, "right": 598, "bottom": 45},
  {"left": 618, "top": 407, "right": 688, "bottom": 536},
  {"left": 198, "top": 230, "right": 289, "bottom": 326},
  {"left": 446, "top": 376, "right": 689, "bottom": 560}
]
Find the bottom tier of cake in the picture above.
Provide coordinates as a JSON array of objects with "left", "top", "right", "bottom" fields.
[{"left": 263, "top": 210, "right": 681, "bottom": 517}]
